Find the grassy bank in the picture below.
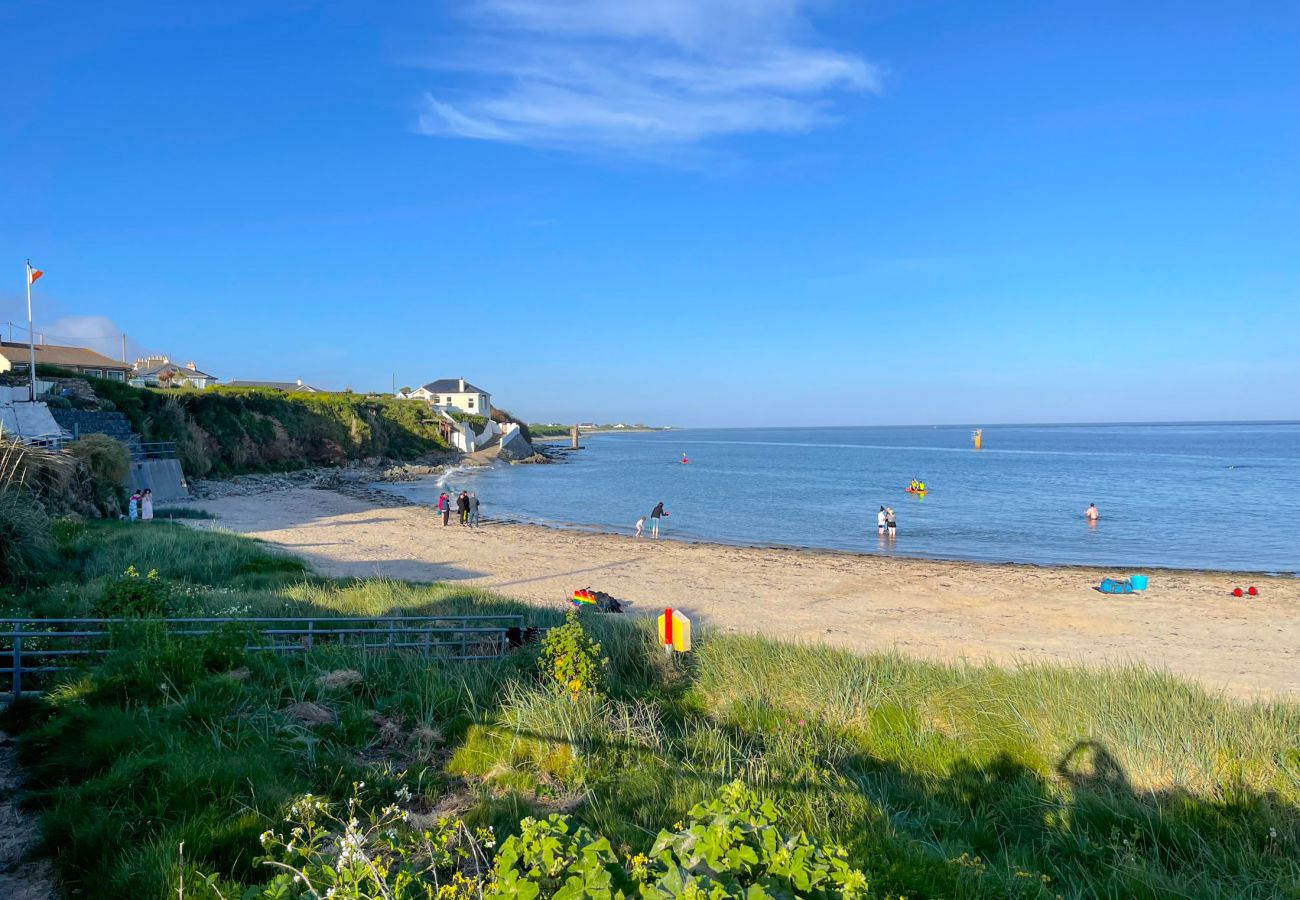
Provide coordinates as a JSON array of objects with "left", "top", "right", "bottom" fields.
[
  {"left": 60, "top": 374, "right": 452, "bottom": 477},
  {"left": 3, "top": 522, "right": 1298, "bottom": 898}
]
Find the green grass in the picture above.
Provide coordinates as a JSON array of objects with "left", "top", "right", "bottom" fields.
[
  {"left": 3, "top": 522, "right": 1298, "bottom": 898},
  {"left": 151, "top": 506, "right": 216, "bottom": 520}
]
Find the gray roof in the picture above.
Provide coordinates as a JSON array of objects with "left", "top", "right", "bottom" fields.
[
  {"left": 227, "top": 380, "right": 320, "bottom": 393},
  {"left": 420, "top": 379, "right": 489, "bottom": 394}
]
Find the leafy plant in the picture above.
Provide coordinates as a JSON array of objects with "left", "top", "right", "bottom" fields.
[
  {"left": 244, "top": 785, "right": 494, "bottom": 899},
  {"left": 95, "top": 565, "right": 172, "bottom": 617},
  {"left": 239, "top": 780, "right": 877, "bottom": 899},
  {"left": 539, "top": 611, "right": 608, "bottom": 701}
]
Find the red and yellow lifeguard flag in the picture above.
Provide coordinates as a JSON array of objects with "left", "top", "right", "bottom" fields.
[{"left": 27, "top": 264, "right": 43, "bottom": 285}]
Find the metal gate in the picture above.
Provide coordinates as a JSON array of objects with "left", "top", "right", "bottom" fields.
[{"left": 0, "top": 614, "right": 524, "bottom": 697}]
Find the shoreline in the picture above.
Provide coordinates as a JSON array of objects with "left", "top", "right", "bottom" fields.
[
  {"left": 189, "top": 463, "right": 1297, "bottom": 578},
  {"left": 183, "top": 484, "right": 1300, "bottom": 699},
  {"left": 369, "top": 483, "right": 1297, "bottom": 579}
]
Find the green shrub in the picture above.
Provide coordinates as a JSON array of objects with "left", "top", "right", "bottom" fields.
[
  {"left": 0, "top": 491, "right": 56, "bottom": 587},
  {"left": 239, "top": 780, "right": 878, "bottom": 899},
  {"left": 68, "top": 434, "right": 130, "bottom": 517},
  {"left": 539, "top": 610, "right": 608, "bottom": 700},
  {"left": 60, "top": 377, "right": 453, "bottom": 478},
  {"left": 95, "top": 565, "right": 172, "bottom": 617}
]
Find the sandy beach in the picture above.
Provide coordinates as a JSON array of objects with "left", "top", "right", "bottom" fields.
[{"left": 186, "top": 487, "right": 1300, "bottom": 700}]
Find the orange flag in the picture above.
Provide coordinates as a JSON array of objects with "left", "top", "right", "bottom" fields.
[{"left": 27, "top": 266, "right": 43, "bottom": 285}]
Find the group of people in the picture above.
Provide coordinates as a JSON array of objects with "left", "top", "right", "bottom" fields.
[
  {"left": 908, "top": 479, "right": 927, "bottom": 492},
  {"left": 128, "top": 489, "right": 154, "bottom": 522},
  {"left": 436, "top": 490, "right": 481, "bottom": 527},
  {"left": 634, "top": 501, "right": 668, "bottom": 538},
  {"left": 877, "top": 505, "right": 897, "bottom": 537}
]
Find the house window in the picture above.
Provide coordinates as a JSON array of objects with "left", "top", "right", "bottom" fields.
[
  {"left": 83, "top": 369, "right": 102, "bottom": 378},
  {"left": 432, "top": 396, "right": 440, "bottom": 405},
  {"left": 107, "top": 371, "right": 125, "bottom": 381},
  {"left": 467, "top": 397, "right": 475, "bottom": 409}
]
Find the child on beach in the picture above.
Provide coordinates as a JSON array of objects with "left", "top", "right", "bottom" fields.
[
  {"left": 128, "top": 491, "right": 140, "bottom": 522},
  {"left": 141, "top": 489, "right": 153, "bottom": 522},
  {"left": 635, "top": 516, "right": 645, "bottom": 537}
]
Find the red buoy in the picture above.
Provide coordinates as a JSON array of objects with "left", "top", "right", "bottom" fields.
[
  {"left": 1232, "top": 587, "right": 1244, "bottom": 597},
  {"left": 1247, "top": 586, "right": 1258, "bottom": 596}
]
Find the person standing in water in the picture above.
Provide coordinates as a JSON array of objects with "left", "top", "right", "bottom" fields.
[
  {"left": 468, "top": 492, "right": 480, "bottom": 527},
  {"left": 877, "top": 505, "right": 887, "bottom": 535},
  {"left": 1085, "top": 503, "right": 1099, "bottom": 524},
  {"left": 649, "top": 502, "right": 667, "bottom": 538},
  {"left": 886, "top": 506, "right": 897, "bottom": 538}
]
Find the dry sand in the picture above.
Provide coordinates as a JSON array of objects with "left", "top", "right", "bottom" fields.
[{"left": 186, "top": 488, "right": 1300, "bottom": 700}]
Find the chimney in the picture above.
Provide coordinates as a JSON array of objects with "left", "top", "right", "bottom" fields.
[
  {"left": 186, "top": 361, "right": 196, "bottom": 371},
  {"left": 296, "top": 378, "right": 303, "bottom": 386},
  {"left": 458, "top": 377, "right": 465, "bottom": 392}
]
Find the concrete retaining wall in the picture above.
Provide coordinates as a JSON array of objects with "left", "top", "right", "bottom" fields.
[{"left": 128, "top": 459, "right": 189, "bottom": 503}]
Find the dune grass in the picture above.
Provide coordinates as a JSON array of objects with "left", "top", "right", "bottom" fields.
[{"left": 2, "top": 521, "right": 1298, "bottom": 898}]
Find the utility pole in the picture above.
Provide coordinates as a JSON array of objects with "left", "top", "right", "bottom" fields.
[
  {"left": 25, "top": 260, "right": 37, "bottom": 401},
  {"left": 121, "top": 334, "right": 127, "bottom": 363}
]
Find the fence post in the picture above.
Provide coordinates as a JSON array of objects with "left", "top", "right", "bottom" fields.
[
  {"left": 306, "top": 620, "right": 314, "bottom": 651},
  {"left": 12, "top": 622, "right": 22, "bottom": 696}
]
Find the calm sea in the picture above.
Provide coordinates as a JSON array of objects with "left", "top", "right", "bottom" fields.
[{"left": 382, "top": 424, "right": 1300, "bottom": 573}]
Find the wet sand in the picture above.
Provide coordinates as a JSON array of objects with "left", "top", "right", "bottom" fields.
[{"left": 186, "top": 488, "right": 1300, "bottom": 700}]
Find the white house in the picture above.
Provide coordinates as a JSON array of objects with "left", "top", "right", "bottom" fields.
[
  {"left": 400, "top": 378, "right": 491, "bottom": 415},
  {"left": 131, "top": 355, "right": 218, "bottom": 389}
]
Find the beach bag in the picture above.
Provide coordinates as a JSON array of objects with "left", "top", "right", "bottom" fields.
[{"left": 1099, "top": 578, "right": 1133, "bottom": 594}]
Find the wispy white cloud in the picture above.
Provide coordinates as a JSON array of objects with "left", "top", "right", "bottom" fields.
[{"left": 416, "top": 0, "right": 879, "bottom": 151}]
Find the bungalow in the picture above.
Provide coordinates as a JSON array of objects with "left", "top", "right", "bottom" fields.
[
  {"left": 131, "top": 355, "right": 218, "bottom": 389},
  {"left": 0, "top": 340, "right": 132, "bottom": 381},
  {"left": 226, "top": 379, "right": 321, "bottom": 393},
  {"left": 400, "top": 378, "right": 491, "bottom": 415}
]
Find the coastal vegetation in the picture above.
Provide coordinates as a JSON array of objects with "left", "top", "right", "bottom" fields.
[
  {"left": 3, "top": 522, "right": 1298, "bottom": 898},
  {"left": 49, "top": 372, "right": 453, "bottom": 477}
]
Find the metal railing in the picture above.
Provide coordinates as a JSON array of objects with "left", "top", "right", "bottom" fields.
[
  {"left": 0, "top": 614, "right": 524, "bottom": 696},
  {"left": 129, "top": 441, "right": 177, "bottom": 461}
]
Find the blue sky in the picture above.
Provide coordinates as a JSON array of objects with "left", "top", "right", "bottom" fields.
[{"left": 2, "top": 1, "right": 1296, "bottom": 426}]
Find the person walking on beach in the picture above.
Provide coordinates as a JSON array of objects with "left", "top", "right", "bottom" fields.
[
  {"left": 649, "top": 502, "right": 667, "bottom": 538},
  {"left": 438, "top": 492, "right": 450, "bottom": 526},
  {"left": 635, "top": 516, "right": 645, "bottom": 538},
  {"left": 140, "top": 489, "right": 153, "bottom": 522},
  {"left": 886, "top": 506, "right": 896, "bottom": 538},
  {"left": 468, "top": 492, "right": 480, "bottom": 527},
  {"left": 457, "top": 490, "right": 470, "bottom": 526},
  {"left": 877, "top": 505, "right": 886, "bottom": 535}
]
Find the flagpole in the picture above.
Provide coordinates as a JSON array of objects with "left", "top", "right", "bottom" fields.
[{"left": 25, "top": 260, "right": 37, "bottom": 402}]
